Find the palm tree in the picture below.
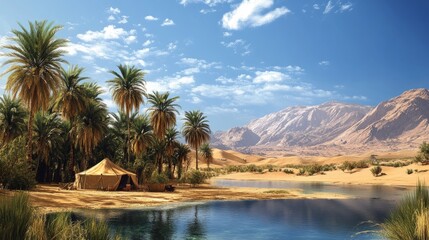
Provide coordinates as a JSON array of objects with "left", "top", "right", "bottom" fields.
[
  {"left": 131, "top": 114, "right": 153, "bottom": 158},
  {"left": 147, "top": 91, "right": 180, "bottom": 173},
  {"left": 0, "top": 95, "right": 27, "bottom": 146},
  {"left": 53, "top": 65, "right": 88, "bottom": 175},
  {"left": 165, "top": 128, "right": 179, "bottom": 178},
  {"left": 111, "top": 111, "right": 138, "bottom": 163},
  {"left": 108, "top": 64, "right": 146, "bottom": 164},
  {"left": 1, "top": 20, "right": 67, "bottom": 163},
  {"left": 200, "top": 143, "right": 213, "bottom": 169},
  {"left": 182, "top": 110, "right": 211, "bottom": 170},
  {"left": 75, "top": 84, "right": 109, "bottom": 170},
  {"left": 32, "top": 111, "right": 64, "bottom": 182},
  {"left": 175, "top": 143, "right": 191, "bottom": 179}
]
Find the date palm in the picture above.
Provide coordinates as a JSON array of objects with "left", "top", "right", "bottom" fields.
[
  {"left": 175, "top": 143, "right": 190, "bottom": 179},
  {"left": 182, "top": 110, "right": 211, "bottom": 170},
  {"left": 0, "top": 95, "right": 27, "bottom": 146},
  {"left": 53, "top": 65, "right": 88, "bottom": 175},
  {"left": 131, "top": 114, "right": 153, "bottom": 158},
  {"left": 147, "top": 91, "right": 180, "bottom": 173},
  {"left": 200, "top": 143, "right": 213, "bottom": 169},
  {"left": 75, "top": 84, "right": 109, "bottom": 170},
  {"left": 111, "top": 111, "right": 138, "bottom": 163},
  {"left": 1, "top": 20, "right": 67, "bottom": 163},
  {"left": 165, "top": 128, "right": 179, "bottom": 178},
  {"left": 108, "top": 64, "right": 146, "bottom": 164}
]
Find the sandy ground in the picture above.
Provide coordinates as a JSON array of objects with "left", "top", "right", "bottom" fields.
[
  {"left": 214, "top": 163, "right": 429, "bottom": 187},
  {"left": 1, "top": 184, "right": 344, "bottom": 213}
]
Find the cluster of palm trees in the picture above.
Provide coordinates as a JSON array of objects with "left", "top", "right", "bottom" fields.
[{"left": 0, "top": 20, "right": 212, "bottom": 183}]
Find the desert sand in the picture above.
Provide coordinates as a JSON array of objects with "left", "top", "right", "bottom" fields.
[{"left": 11, "top": 184, "right": 346, "bottom": 213}]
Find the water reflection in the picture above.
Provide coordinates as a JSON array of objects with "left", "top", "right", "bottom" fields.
[
  {"left": 213, "top": 179, "right": 412, "bottom": 199},
  {"left": 74, "top": 198, "right": 395, "bottom": 239}
]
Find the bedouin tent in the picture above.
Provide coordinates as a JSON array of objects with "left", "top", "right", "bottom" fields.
[{"left": 74, "top": 158, "right": 138, "bottom": 190}]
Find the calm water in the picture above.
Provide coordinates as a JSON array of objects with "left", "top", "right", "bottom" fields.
[
  {"left": 212, "top": 179, "right": 413, "bottom": 200},
  {"left": 71, "top": 181, "right": 413, "bottom": 239},
  {"left": 75, "top": 198, "right": 396, "bottom": 239}
]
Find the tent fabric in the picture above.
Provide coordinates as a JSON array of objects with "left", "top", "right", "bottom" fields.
[{"left": 74, "top": 158, "right": 138, "bottom": 190}]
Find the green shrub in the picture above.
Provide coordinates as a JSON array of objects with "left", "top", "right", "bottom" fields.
[
  {"left": 183, "top": 170, "right": 207, "bottom": 186},
  {"left": 407, "top": 169, "right": 413, "bottom": 175},
  {"left": 371, "top": 166, "right": 382, "bottom": 177},
  {"left": 415, "top": 142, "right": 429, "bottom": 165},
  {"left": 149, "top": 172, "right": 169, "bottom": 184},
  {"left": 85, "top": 218, "right": 110, "bottom": 240},
  {"left": 381, "top": 182, "right": 429, "bottom": 239},
  {"left": 297, "top": 168, "right": 306, "bottom": 176},
  {"left": 339, "top": 161, "right": 356, "bottom": 173},
  {"left": 355, "top": 160, "right": 370, "bottom": 169},
  {"left": 0, "top": 193, "right": 33, "bottom": 240},
  {"left": 283, "top": 169, "right": 294, "bottom": 174}
]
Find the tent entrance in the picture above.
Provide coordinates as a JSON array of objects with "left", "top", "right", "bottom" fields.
[{"left": 118, "top": 175, "right": 135, "bottom": 190}]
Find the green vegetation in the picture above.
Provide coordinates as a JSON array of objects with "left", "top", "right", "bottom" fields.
[
  {"left": 181, "top": 170, "right": 208, "bottom": 186},
  {"left": 283, "top": 169, "right": 294, "bottom": 174},
  {"left": 149, "top": 172, "right": 169, "bottom": 184},
  {"left": 415, "top": 142, "right": 429, "bottom": 165},
  {"left": 381, "top": 182, "right": 429, "bottom": 239},
  {"left": 263, "top": 190, "right": 289, "bottom": 194},
  {"left": 371, "top": 166, "right": 383, "bottom": 177},
  {"left": 0, "top": 20, "right": 212, "bottom": 188},
  {"left": 200, "top": 143, "right": 213, "bottom": 169},
  {"left": 407, "top": 169, "right": 414, "bottom": 175},
  {"left": 338, "top": 160, "right": 370, "bottom": 173}
]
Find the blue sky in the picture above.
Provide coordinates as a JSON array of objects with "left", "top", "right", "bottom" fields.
[{"left": 1, "top": 0, "right": 429, "bottom": 132}]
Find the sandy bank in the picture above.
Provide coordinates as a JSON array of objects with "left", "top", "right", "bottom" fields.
[
  {"left": 10, "top": 184, "right": 347, "bottom": 213},
  {"left": 214, "top": 163, "right": 429, "bottom": 187}
]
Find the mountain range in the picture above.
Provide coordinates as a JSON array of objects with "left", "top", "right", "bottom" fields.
[{"left": 212, "top": 88, "right": 429, "bottom": 154}]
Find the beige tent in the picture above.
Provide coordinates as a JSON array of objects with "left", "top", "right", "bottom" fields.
[{"left": 74, "top": 158, "right": 138, "bottom": 190}]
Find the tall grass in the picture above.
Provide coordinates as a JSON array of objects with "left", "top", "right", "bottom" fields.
[
  {"left": 0, "top": 193, "right": 120, "bottom": 240},
  {"left": 0, "top": 193, "right": 33, "bottom": 240},
  {"left": 381, "top": 182, "right": 429, "bottom": 240}
]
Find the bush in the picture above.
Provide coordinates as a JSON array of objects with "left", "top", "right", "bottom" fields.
[
  {"left": 339, "top": 161, "right": 356, "bottom": 173},
  {"left": 381, "top": 182, "right": 429, "bottom": 239},
  {"left": 406, "top": 169, "right": 413, "bottom": 175},
  {"left": 355, "top": 160, "right": 370, "bottom": 169},
  {"left": 183, "top": 170, "right": 207, "bottom": 186},
  {"left": 415, "top": 142, "right": 429, "bottom": 165},
  {"left": 283, "top": 169, "right": 294, "bottom": 174},
  {"left": 370, "top": 166, "right": 382, "bottom": 177},
  {"left": 0, "top": 193, "right": 33, "bottom": 240},
  {"left": 297, "top": 169, "right": 306, "bottom": 176},
  {"left": 149, "top": 172, "right": 169, "bottom": 184}
]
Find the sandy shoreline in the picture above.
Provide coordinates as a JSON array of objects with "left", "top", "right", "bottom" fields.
[
  {"left": 214, "top": 163, "right": 429, "bottom": 187},
  {"left": 3, "top": 184, "right": 347, "bottom": 213}
]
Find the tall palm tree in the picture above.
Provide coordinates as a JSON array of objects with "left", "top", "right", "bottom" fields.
[
  {"left": 200, "top": 143, "right": 213, "bottom": 169},
  {"left": 108, "top": 64, "right": 146, "bottom": 164},
  {"left": 32, "top": 111, "right": 64, "bottom": 182},
  {"left": 175, "top": 143, "right": 190, "bottom": 179},
  {"left": 131, "top": 114, "right": 153, "bottom": 158},
  {"left": 53, "top": 65, "right": 88, "bottom": 175},
  {"left": 75, "top": 84, "right": 109, "bottom": 170},
  {"left": 0, "top": 95, "right": 27, "bottom": 146},
  {"left": 147, "top": 91, "right": 180, "bottom": 173},
  {"left": 165, "top": 128, "right": 179, "bottom": 178},
  {"left": 111, "top": 111, "right": 139, "bottom": 163},
  {"left": 1, "top": 20, "right": 67, "bottom": 163},
  {"left": 182, "top": 110, "right": 211, "bottom": 170}
]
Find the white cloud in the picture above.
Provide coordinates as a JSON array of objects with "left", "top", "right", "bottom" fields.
[
  {"left": 108, "top": 15, "right": 115, "bottom": 21},
  {"left": 190, "top": 96, "right": 202, "bottom": 104},
  {"left": 77, "top": 25, "right": 129, "bottom": 42},
  {"left": 179, "top": 57, "right": 221, "bottom": 70},
  {"left": 223, "top": 32, "right": 232, "bottom": 37},
  {"left": 323, "top": 0, "right": 334, "bottom": 14},
  {"left": 161, "top": 18, "right": 175, "bottom": 26},
  {"left": 124, "top": 35, "right": 137, "bottom": 44},
  {"left": 205, "top": 106, "right": 239, "bottom": 114},
  {"left": 319, "top": 60, "right": 330, "bottom": 66},
  {"left": 344, "top": 95, "right": 367, "bottom": 100},
  {"left": 143, "top": 40, "right": 154, "bottom": 47},
  {"left": 253, "top": 71, "right": 290, "bottom": 83},
  {"left": 108, "top": 7, "right": 120, "bottom": 15},
  {"left": 118, "top": 16, "right": 129, "bottom": 24},
  {"left": 221, "top": 0, "right": 290, "bottom": 30},
  {"left": 221, "top": 39, "right": 251, "bottom": 55},
  {"left": 200, "top": 8, "right": 216, "bottom": 14},
  {"left": 180, "top": 0, "right": 232, "bottom": 7},
  {"left": 313, "top": 4, "right": 320, "bottom": 10},
  {"left": 340, "top": 3, "right": 353, "bottom": 12},
  {"left": 147, "top": 75, "right": 195, "bottom": 93},
  {"left": 182, "top": 67, "right": 200, "bottom": 75},
  {"left": 145, "top": 15, "right": 158, "bottom": 21},
  {"left": 168, "top": 42, "right": 177, "bottom": 51}
]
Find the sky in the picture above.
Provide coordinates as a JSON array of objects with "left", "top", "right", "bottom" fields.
[{"left": 0, "top": 0, "right": 429, "bottom": 132}]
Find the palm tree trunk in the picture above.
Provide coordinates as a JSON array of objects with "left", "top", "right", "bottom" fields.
[
  {"left": 127, "top": 113, "right": 131, "bottom": 164},
  {"left": 157, "top": 154, "right": 162, "bottom": 174},
  {"left": 69, "top": 118, "right": 75, "bottom": 180},
  {"left": 207, "top": 157, "right": 210, "bottom": 169},
  {"left": 27, "top": 109, "right": 34, "bottom": 164},
  {"left": 195, "top": 145, "right": 199, "bottom": 170},
  {"left": 168, "top": 156, "right": 172, "bottom": 179}
]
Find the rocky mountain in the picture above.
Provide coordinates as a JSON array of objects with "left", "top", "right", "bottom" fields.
[
  {"left": 212, "top": 88, "right": 429, "bottom": 151},
  {"left": 213, "top": 101, "right": 371, "bottom": 148},
  {"left": 332, "top": 88, "right": 429, "bottom": 145}
]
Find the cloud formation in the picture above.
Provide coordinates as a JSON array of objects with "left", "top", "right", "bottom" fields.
[
  {"left": 161, "top": 18, "right": 175, "bottom": 26},
  {"left": 222, "top": 0, "right": 290, "bottom": 30},
  {"left": 145, "top": 15, "right": 158, "bottom": 21}
]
